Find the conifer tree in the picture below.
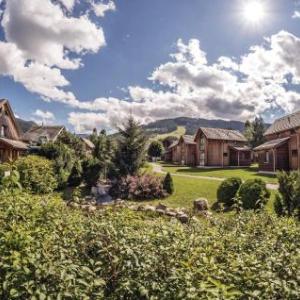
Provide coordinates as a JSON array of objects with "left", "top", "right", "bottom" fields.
[
  {"left": 114, "top": 117, "right": 147, "bottom": 177},
  {"left": 163, "top": 172, "right": 174, "bottom": 194}
]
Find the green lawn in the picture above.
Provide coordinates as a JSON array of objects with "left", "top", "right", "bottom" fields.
[
  {"left": 160, "top": 163, "right": 278, "bottom": 184},
  {"left": 142, "top": 175, "right": 277, "bottom": 213}
]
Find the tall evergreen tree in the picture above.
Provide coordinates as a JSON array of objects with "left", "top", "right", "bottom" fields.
[
  {"left": 114, "top": 117, "right": 147, "bottom": 177},
  {"left": 244, "top": 117, "right": 266, "bottom": 148}
]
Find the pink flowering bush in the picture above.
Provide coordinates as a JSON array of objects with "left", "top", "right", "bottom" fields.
[{"left": 111, "top": 174, "right": 167, "bottom": 200}]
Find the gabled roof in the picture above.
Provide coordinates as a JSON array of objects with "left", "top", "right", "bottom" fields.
[
  {"left": 0, "top": 99, "right": 22, "bottom": 138},
  {"left": 198, "top": 127, "right": 247, "bottom": 142},
  {"left": 264, "top": 110, "right": 300, "bottom": 136},
  {"left": 253, "top": 137, "right": 290, "bottom": 151},
  {"left": 230, "top": 145, "right": 252, "bottom": 152},
  {"left": 0, "top": 138, "right": 28, "bottom": 150},
  {"left": 81, "top": 137, "right": 95, "bottom": 149},
  {"left": 168, "top": 140, "right": 178, "bottom": 149},
  {"left": 22, "top": 126, "right": 65, "bottom": 143},
  {"left": 180, "top": 135, "right": 196, "bottom": 145}
]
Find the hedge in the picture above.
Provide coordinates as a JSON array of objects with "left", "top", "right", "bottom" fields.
[{"left": 0, "top": 191, "right": 299, "bottom": 299}]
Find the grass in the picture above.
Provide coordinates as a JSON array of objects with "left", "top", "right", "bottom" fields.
[
  {"left": 141, "top": 175, "right": 277, "bottom": 213},
  {"left": 160, "top": 162, "right": 278, "bottom": 184},
  {"left": 151, "top": 126, "right": 186, "bottom": 141}
]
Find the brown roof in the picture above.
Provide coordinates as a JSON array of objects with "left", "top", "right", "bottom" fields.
[
  {"left": 168, "top": 141, "right": 178, "bottom": 149},
  {"left": 0, "top": 138, "right": 28, "bottom": 150},
  {"left": 199, "top": 127, "right": 247, "bottom": 142},
  {"left": 181, "top": 135, "right": 196, "bottom": 145},
  {"left": 0, "top": 99, "right": 22, "bottom": 137},
  {"left": 264, "top": 110, "right": 300, "bottom": 136},
  {"left": 81, "top": 137, "right": 95, "bottom": 149},
  {"left": 253, "top": 137, "right": 290, "bottom": 151},
  {"left": 230, "top": 145, "right": 252, "bottom": 152},
  {"left": 22, "top": 126, "right": 65, "bottom": 143}
]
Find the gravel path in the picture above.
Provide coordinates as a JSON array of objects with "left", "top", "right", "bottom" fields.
[{"left": 151, "top": 163, "right": 279, "bottom": 191}]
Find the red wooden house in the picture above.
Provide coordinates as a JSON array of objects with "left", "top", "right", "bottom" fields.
[{"left": 254, "top": 111, "right": 300, "bottom": 173}]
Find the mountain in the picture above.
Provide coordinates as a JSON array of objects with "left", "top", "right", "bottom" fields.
[
  {"left": 16, "top": 118, "right": 37, "bottom": 134},
  {"left": 143, "top": 117, "right": 247, "bottom": 136}
]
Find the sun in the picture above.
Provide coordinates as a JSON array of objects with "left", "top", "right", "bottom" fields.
[{"left": 242, "top": 1, "right": 266, "bottom": 25}]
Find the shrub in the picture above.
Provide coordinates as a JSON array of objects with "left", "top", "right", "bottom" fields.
[
  {"left": 68, "top": 160, "right": 83, "bottom": 187},
  {"left": 111, "top": 174, "right": 166, "bottom": 200},
  {"left": 16, "top": 155, "right": 58, "bottom": 194},
  {"left": 217, "top": 177, "right": 242, "bottom": 207},
  {"left": 148, "top": 140, "right": 163, "bottom": 159},
  {"left": 82, "top": 158, "right": 102, "bottom": 188},
  {"left": 275, "top": 171, "right": 300, "bottom": 218},
  {"left": 163, "top": 172, "right": 174, "bottom": 194},
  {"left": 238, "top": 179, "right": 270, "bottom": 209},
  {"left": 0, "top": 192, "right": 299, "bottom": 298}
]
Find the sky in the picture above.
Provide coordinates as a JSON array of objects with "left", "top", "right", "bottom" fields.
[{"left": 0, "top": 0, "right": 300, "bottom": 133}]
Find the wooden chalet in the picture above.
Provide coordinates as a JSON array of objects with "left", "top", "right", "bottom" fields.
[
  {"left": 0, "top": 99, "right": 28, "bottom": 162},
  {"left": 166, "top": 135, "right": 197, "bottom": 165},
  {"left": 254, "top": 111, "right": 300, "bottom": 173},
  {"left": 22, "top": 125, "right": 65, "bottom": 145},
  {"left": 194, "top": 127, "right": 251, "bottom": 167}
]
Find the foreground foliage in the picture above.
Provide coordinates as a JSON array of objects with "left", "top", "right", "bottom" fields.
[
  {"left": 0, "top": 192, "right": 299, "bottom": 299},
  {"left": 15, "top": 155, "right": 58, "bottom": 194}
]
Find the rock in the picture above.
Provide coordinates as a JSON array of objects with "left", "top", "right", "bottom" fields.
[
  {"left": 165, "top": 210, "right": 177, "bottom": 217},
  {"left": 81, "top": 204, "right": 90, "bottom": 211},
  {"left": 156, "top": 203, "right": 168, "bottom": 211},
  {"left": 87, "top": 206, "right": 97, "bottom": 213},
  {"left": 144, "top": 205, "right": 156, "bottom": 212},
  {"left": 198, "top": 211, "right": 212, "bottom": 218},
  {"left": 69, "top": 202, "right": 79, "bottom": 209},
  {"left": 156, "top": 208, "right": 166, "bottom": 215},
  {"left": 194, "top": 198, "right": 209, "bottom": 212},
  {"left": 177, "top": 213, "right": 189, "bottom": 224},
  {"left": 137, "top": 205, "right": 145, "bottom": 211}
]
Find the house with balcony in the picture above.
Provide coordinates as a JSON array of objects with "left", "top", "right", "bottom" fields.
[
  {"left": 0, "top": 99, "right": 28, "bottom": 162},
  {"left": 254, "top": 111, "right": 300, "bottom": 173},
  {"left": 194, "top": 127, "right": 251, "bottom": 167}
]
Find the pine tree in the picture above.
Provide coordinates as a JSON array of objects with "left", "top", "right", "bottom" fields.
[
  {"left": 244, "top": 117, "right": 266, "bottom": 148},
  {"left": 163, "top": 172, "right": 174, "bottom": 194},
  {"left": 114, "top": 117, "right": 147, "bottom": 177}
]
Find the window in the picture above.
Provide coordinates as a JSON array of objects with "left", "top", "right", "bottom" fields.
[
  {"left": 199, "top": 136, "right": 205, "bottom": 150},
  {"left": 0, "top": 125, "right": 5, "bottom": 137},
  {"left": 265, "top": 151, "right": 270, "bottom": 163},
  {"left": 223, "top": 152, "right": 228, "bottom": 157},
  {"left": 244, "top": 152, "right": 251, "bottom": 160},
  {"left": 292, "top": 149, "right": 298, "bottom": 157}
]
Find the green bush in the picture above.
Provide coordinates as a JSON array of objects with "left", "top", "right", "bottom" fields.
[
  {"left": 16, "top": 155, "right": 58, "bottom": 194},
  {"left": 82, "top": 158, "right": 102, "bottom": 188},
  {"left": 0, "top": 192, "right": 299, "bottom": 298},
  {"left": 68, "top": 160, "right": 83, "bottom": 187},
  {"left": 275, "top": 171, "right": 300, "bottom": 218},
  {"left": 238, "top": 179, "right": 270, "bottom": 210},
  {"left": 217, "top": 177, "right": 242, "bottom": 207},
  {"left": 163, "top": 172, "right": 174, "bottom": 194}
]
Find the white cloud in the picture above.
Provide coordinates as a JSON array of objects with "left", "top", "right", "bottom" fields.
[
  {"left": 0, "top": 0, "right": 106, "bottom": 105},
  {"left": 92, "top": 1, "right": 116, "bottom": 17},
  {"left": 68, "top": 32, "right": 300, "bottom": 132},
  {"left": 292, "top": 11, "right": 300, "bottom": 18},
  {"left": 32, "top": 109, "right": 55, "bottom": 124},
  {"left": 58, "top": 0, "right": 76, "bottom": 11},
  {"left": 33, "top": 109, "right": 55, "bottom": 120}
]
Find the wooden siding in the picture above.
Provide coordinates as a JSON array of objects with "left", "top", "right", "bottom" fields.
[{"left": 262, "top": 127, "right": 300, "bottom": 171}]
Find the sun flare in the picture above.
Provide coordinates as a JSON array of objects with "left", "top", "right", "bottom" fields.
[{"left": 242, "top": 1, "right": 266, "bottom": 25}]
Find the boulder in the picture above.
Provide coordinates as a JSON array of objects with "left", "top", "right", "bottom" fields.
[
  {"left": 165, "top": 210, "right": 177, "bottom": 217},
  {"left": 177, "top": 213, "right": 189, "bottom": 224},
  {"left": 194, "top": 198, "right": 209, "bottom": 212},
  {"left": 156, "top": 203, "right": 168, "bottom": 211},
  {"left": 144, "top": 205, "right": 156, "bottom": 212},
  {"left": 156, "top": 208, "right": 166, "bottom": 215},
  {"left": 87, "top": 206, "right": 97, "bottom": 213}
]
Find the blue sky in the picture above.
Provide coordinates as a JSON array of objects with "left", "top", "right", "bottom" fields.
[{"left": 0, "top": 0, "right": 300, "bottom": 132}]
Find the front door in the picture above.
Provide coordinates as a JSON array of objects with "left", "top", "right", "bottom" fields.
[{"left": 199, "top": 152, "right": 205, "bottom": 166}]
